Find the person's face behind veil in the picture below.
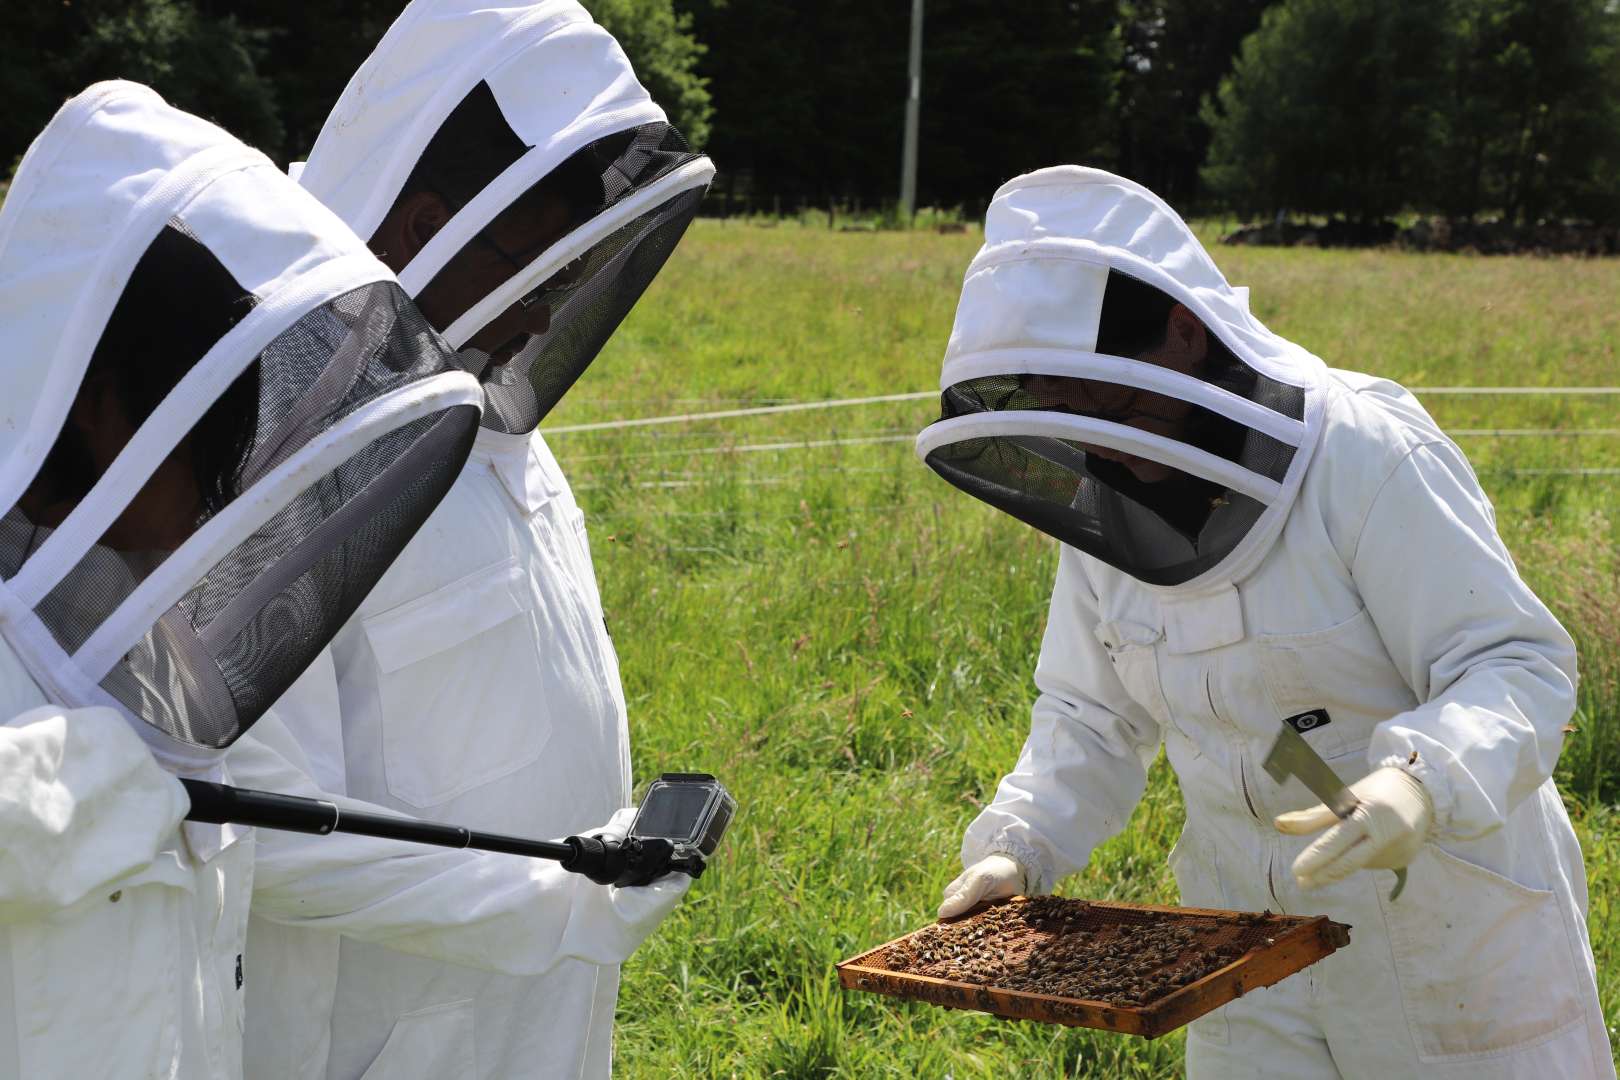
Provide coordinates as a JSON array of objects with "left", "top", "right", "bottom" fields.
[
  {"left": 17, "top": 224, "right": 259, "bottom": 557},
  {"left": 1021, "top": 303, "right": 1210, "bottom": 484}
]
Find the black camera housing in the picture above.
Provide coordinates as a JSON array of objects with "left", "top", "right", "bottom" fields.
[{"left": 630, "top": 772, "right": 736, "bottom": 871}]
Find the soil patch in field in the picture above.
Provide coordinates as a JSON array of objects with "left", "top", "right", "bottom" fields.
[{"left": 878, "top": 896, "right": 1280, "bottom": 1007}]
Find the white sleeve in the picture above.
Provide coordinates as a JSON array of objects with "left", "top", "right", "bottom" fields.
[
  {"left": 232, "top": 713, "right": 685, "bottom": 973},
  {"left": 962, "top": 547, "right": 1164, "bottom": 893},
  {"left": 0, "top": 705, "right": 187, "bottom": 920},
  {"left": 1353, "top": 440, "right": 1578, "bottom": 840}
]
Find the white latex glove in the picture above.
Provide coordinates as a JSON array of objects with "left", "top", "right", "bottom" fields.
[
  {"left": 594, "top": 806, "right": 638, "bottom": 845},
  {"left": 938, "top": 853, "right": 1027, "bottom": 919},
  {"left": 595, "top": 804, "right": 691, "bottom": 927},
  {"left": 1274, "top": 767, "right": 1433, "bottom": 890}
]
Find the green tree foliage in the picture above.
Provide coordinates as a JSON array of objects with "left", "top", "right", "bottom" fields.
[
  {"left": 0, "top": 0, "right": 282, "bottom": 167},
  {"left": 6, "top": 2, "right": 1617, "bottom": 222},
  {"left": 584, "top": 0, "right": 713, "bottom": 148},
  {"left": 2, "top": 0, "right": 713, "bottom": 169},
  {"left": 677, "top": 0, "right": 1120, "bottom": 209},
  {"left": 922, "top": 0, "right": 1120, "bottom": 209},
  {"left": 1435, "top": 0, "right": 1620, "bottom": 224},
  {"left": 1116, "top": 0, "right": 1275, "bottom": 207},
  {"left": 1201, "top": 0, "right": 1452, "bottom": 221},
  {"left": 674, "top": 0, "right": 908, "bottom": 206},
  {"left": 224, "top": 0, "right": 401, "bottom": 163},
  {"left": 1204, "top": 0, "right": 1620, "bottom": 223}
]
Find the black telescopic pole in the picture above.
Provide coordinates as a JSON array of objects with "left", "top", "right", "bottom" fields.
[{"left": 180, "top": 779, "right": 575, "bottom": 861}]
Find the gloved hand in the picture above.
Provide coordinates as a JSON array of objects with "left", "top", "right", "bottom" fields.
[
  {"left": 1274, "top": 767, "right": 1433, "bottom": 890},
  {"left": 565, "top": 807, "right": 692, "bottom": 964},
  {"left": 938, "top": 853, "right": 1027, "bottom": 919},
  {"left": 594, "top": 806, "right": 638, "bottom": 846}
]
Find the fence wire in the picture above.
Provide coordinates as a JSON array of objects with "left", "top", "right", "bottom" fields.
[{"left": 544, "top": 386, "right": 1620, "bottom": 435}]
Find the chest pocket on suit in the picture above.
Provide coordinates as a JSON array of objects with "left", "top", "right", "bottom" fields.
[
  {"left": 1093, "top": 618, "right": 1173, "bottom": 730},
  {"left": 362, "top": 556, "right": 551, "bottom": 808},
  {"left": 1255, "top": 606, "right": 1417, "bottom": 761}
]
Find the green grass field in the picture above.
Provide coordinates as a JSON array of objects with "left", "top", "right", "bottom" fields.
[{"left": 542, "top": 220, "right": 1620, "bottom": 1077}]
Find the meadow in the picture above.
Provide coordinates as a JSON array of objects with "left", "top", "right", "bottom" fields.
[{"left": 541, "top": 219, "right": 1620, "bottom": 1077}]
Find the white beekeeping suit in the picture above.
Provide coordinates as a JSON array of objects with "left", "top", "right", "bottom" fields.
[
  {"left": 919, "top": 167, "right": 1612, "bottom": 1078},
  {"left": 243, "top": 4, "right": 714, "bottom": 1079},
  {"left": 0, "top": 80, "right": 484, "bottom": 1078}
]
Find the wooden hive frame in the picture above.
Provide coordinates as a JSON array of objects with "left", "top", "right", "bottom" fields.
[{"left": 836, "top": 898, "right": 1351, "bottom": 1039}]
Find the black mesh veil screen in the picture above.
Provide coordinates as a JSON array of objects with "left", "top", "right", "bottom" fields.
[
  {"left": 2, "top": 264, "right": 478, "bottom": 749},
  {"left": 940, "top": 375, "right": 1298, "bottom": 486},
  {"left": 920, "top": 272, "right": 1304, "bottom": 587},
  {"left": 399, "top": 80, "right": 705, "bottom": 432},
  {"left": 102, "top": 404, "right": 475, "bottom": 745},
  {"left": 483, "top": 183, "right": 704, "bottom": 432},
  {"left": 924, "top": 434, "right": 1269, "bottom": 587}
]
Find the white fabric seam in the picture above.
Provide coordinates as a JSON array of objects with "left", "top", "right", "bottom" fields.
[
  {"left": 394, "top": 104, "right": 681, "bottom": 304},
  {"left": 1344, "top": 441, "right": 1450, "bottom": 572},
  {"left": 332, "top": 5, "right": 597, "bottom": 237},
  {"left": 434, "top": 158, "right": 713, "bottom": 348},
  {"left": 915, "top": 411, "right": 1286, "bottom": 505},
  {"left": 940, "top": 348, "right": 1308, "bottom": 446},
  {"left": 0, "top": 144, "right": 270, "bottom": 513},
  {"left": 959, "top": 239, "right": 1321, "bottom": 394}
]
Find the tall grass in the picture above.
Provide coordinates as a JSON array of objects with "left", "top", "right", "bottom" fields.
[
  {"left": 1518, "top": 512, "right": 1620, "bottom": 804},
  {"left": 539, "top": 222, "right": 1620, "bottom": 1076}
]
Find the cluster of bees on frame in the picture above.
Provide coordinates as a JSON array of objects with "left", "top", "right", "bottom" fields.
[{"left": 883, "top": 897, "right": 1264, "bottom": 1007}]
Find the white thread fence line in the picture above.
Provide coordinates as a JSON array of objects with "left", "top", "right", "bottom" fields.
[
  {"left": 557, "top": 388, "right": 1620, "bottom": 410},
  {"left": 566, "top": 434, "right": 914, "bottom": 463},
  {"left": 546, "top": 425, "right": 1620, "bottom": 445},
  {"left": 546, "top": 391, "right": 938, "bottom": 434},
  {"left": 567, "top": 388, "right": 1620, "bottom": 414},
  {"left": 558, "top": 429, "right": 1620, "bottom": 467},
  {"left": 574, "top": 467, "right": 1620, "bottom": 494},
  {"left": 544, "top": 386, "right": 1620, "bottom": 435}
]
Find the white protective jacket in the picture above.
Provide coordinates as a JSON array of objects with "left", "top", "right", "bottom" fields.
[
  {"left": 0, "top": 629, "right": 666, "bottom": 1080},
  {"left": 0, "top": 637, "right": 214, "bottom": 1080},
  {"left": 245, "top": 5, "right": 709, "bottom": 1077},
  {"left": 245, "top": 427, "right": 645, "bottom": 1080},
  {"left": 0, "top": 80, "right": 493, "bottom": 1080},
  {"left": 949, "top": 170, "right": 1612, "bottom": 1078}
]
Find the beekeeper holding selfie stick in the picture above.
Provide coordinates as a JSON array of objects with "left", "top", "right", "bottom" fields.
[{"left": 0, "top": 80, "right": 484, "bottom": 1077}]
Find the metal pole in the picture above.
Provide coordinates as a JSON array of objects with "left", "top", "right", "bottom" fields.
[
  {"left": 181, "top": 778, "right": 575, "bottom": 861},
  {"left": 900, "top": 0, "right": 924, "bottom": 221}
]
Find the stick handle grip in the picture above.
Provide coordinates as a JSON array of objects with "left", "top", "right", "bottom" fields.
[
  {"left": 180, "top": 778, "right": 339, "bottom": 835},
  {"left": 179, "top": 780, "right": 573, "bottom": 860}
]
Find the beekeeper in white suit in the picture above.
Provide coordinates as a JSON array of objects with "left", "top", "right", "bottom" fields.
[
  {"left": 242, "top": 4, "right": 714, "bottom": 1079},
  {"left": 922, "top": 167, "right": 1612, "bottom": 1078},
  {"left": 0, "top": 80, "right": 488, "bottom": 1077}
]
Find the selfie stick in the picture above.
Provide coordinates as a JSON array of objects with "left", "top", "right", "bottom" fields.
[{"left": 179, "top": 779, "right": 681, "bottom": 887}]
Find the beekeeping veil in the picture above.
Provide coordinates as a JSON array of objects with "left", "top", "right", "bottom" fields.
[
  {"left": 294, "top": 0, "right": 714, "bottom": 433},
  {"left": 0, "top": 82, "right": 483, "bottom": 770},
  {"left": 916, "top": 168, "right": 1328, "bottom": 589}
]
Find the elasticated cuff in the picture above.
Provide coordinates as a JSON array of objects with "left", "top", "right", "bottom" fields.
[
  {"left": 979, "top": 836, "right": 1051, "bottom": 896},
  {"left": 1377, "top": 752, "right": 1453, "bottom": 839}
]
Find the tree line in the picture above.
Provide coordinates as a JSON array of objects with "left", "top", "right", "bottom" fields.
[
  {"left": 5, "top": 0, "right": 1618, "bottom": 225},
  {"left": 0, "top": 0, "right": 709, "bottom": 187}
]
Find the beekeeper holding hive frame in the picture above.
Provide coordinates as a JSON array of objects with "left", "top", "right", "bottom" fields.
[{"left": 919, "top": 166, "right": 1612, "bottom": 1078}]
